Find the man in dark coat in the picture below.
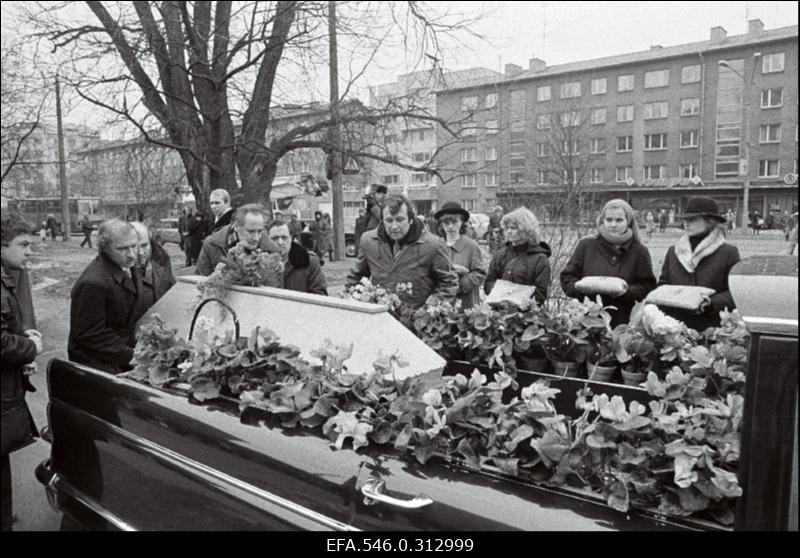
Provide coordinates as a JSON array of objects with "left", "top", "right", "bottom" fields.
[
  {"left": 1, "top": 213, "right": 42, "bottom": 530},
  {"left": 68, "top": 218, "right": 141, "bottom": 374},
  {"left": 658, "top": 197, "right": 741, "bottom": 332},
  {"left": 46, "top": 213, "right": 59, "bottom": 240},
  {"left": 130, "top": 222, "right": 176, "bottom": 323},
  {"left": 363, "top": 185, "right": 388, "bottom": 232},
  {"left": 287, "top": 214, "right": 304, "bottom": 241},
  {"left": 268, "top": 220, "right": 327, "bottom": 295},
  {"left": 207, "top": 189, "right": 235, "bottom": 236},
  {"left": 196, "top": 204, "right": 280, "bottom": 276},
  {"left": 185, "top": 211, "right": 205, "bottom": 266},
  {"left": 80, "top": 215, "right": 94, "bottom": 248},
  {"left": 347, "top": 194, "right": 458, "bottom": 308}
]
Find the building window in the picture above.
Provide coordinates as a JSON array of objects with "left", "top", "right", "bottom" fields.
[
  {"left": 644, "top": 69, "right": 670, "bottom": 88},
  {"left": 590, "top": 107, "right": 607, "bottom": 124},
  {"left": 615, "top": 166, "right": 633, "bottom": 182},
  {"left": 616, "top": 135, "right": 633, "bottom": 152},
  {"left": 485, "top": 119, "right": 498, "bottom": 134},
  {"left": 680, "top": 130, "right": 699, "bottom": 148},
  {"left": 680, "top": 98, "right": 700, "bottom": 116},
  {"left": 411, "top": 128, "right": 432, "bottom": 141},
  {"left": 561, "top": 140, "right": 580, "bottom": 154},
  {"left": 643, "top": 101, "right": 669, "bottom": 119},
  {"left": 590, "top": 138, "right": 606, "bottom": 154},
  {"left": 537, "top": 170, "right": 549, "bottom": 185},
  {"left": 617, "top": 74, "right": 635, "bottom": 92},
  {"left": 484, "top": 93, "right": 498, "bottom": 109},
  {"left": 591, "top": 78, "right": 607, "bottom": 95},
  {"left": 759, "top": 124, "right": 781, "bottom": 144},
  {"left": 679, "top": 163, "right": 699, "bottom": 178},
  {"left": 762, "top": 52, "right": 785, "bottom": 74},
  {"left": 382, "top": 175, "right": 399, "bottom": 184},
  {"left": 486, "top": 172, "right": 498, "bottom": 187},
  {"left": 412, "top": 152, "right": 430, "bottom": 163},
  {"left": 644, "top": 133, "right": 667, "bottom": 150},
  {"left": 461, "top": 124, "right": 477, "bottom": 137},
  {"left": 643, "top": 165, "right": 665, "bottom": 179},
  {"left": 536, "top": 143, "right": 549, "bottom": 157},
  {"left": 510, "top": 90, "right": 526, "bottom": 121},
  {"left": 758, "top": 159, "right": 780, "bottom": 177},
  {"left": 461, "top": 199, "right": 477, "bottom": 211},
  {"left": 461, "top": 95, "right": 478, "bottom": 111},
  {"left": 485, "top": 146, "right": 498, "bottom": 161},
  {"left": 510, "top": 171, "right": 525, "bottom": 184},
  {"left": 681, "top": 64, "right": 701, "bottom": 84},
  {"left": 560, "top": 111, "right": 580, "bottom": 127},
  {"left": 589, "top": 168, "right": 604, "bottom": 184},
  {"left": 383, "top": 133, "right": 396, "bottom": 144},
  {"left": 617, "top": 105, "right": 634, "bottom": 122},
  {"left": 411, "top": 173, "right": 429, "bottom": 185},
  {"left": 537, "top": 86, "right": 551, "bottom": 102},
  {"left": 560, "top": 81, "right": 581, "bottom": 98},
  {"left": 460, "top": 147, "right": 477, "bottom": 162},
  {"left": 761, "top": 88, "right": 783, "bottom": 108},
  {"left": 460, "top": 174, "right": 477, "bottom": 187},
  {"left": 536, "top": 114, "right": 551, "bottom": 130}
]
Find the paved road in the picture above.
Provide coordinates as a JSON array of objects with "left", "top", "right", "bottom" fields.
[{"left": 9, "top": 229, "right": 790, "bottom": 530}]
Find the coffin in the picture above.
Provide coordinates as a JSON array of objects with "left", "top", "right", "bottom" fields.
[{"left": 137, "top": 276, "right": 445, "bottom": 382}]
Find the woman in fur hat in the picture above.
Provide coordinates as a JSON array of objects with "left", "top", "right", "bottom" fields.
[{"left": 657, "top": 196, "right": 740, "bottom": 332}]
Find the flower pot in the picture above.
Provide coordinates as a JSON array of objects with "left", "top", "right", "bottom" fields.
[
  {"left": 516, "top": 354, "right": 549, "bottom": 373},
  {"left": 621, "top": 369, "right": 647, "bottom": 386},
  {"left": 587, "top": 361, "right": 617, "bottom": 383},
  {"left": 550, "top": 359, "right": 584, "bottom": 378}
]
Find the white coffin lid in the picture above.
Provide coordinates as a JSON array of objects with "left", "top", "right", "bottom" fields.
[{"left": 138, "top": 276, "right": 445, "bottom": 381}]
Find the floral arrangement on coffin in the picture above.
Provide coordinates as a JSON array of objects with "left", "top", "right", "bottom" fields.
[
  {"left": 196, "top": 244, "right": 284, "bottom": 304},
  {"left": 612, "top": 302, "right": 698, "bottom": 385},
  {"left": 126, "top": 306, "right": 749, "bottom": 526}
]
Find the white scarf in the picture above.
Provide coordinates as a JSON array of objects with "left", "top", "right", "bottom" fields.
[{"left": 674, "top": 227, "right": 725, "bottom": 273}]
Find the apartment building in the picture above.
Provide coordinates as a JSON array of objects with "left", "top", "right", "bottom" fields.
[
  {"left": 436, "top": 20, "right": 798, "bottom": 221},
  {"left": 369, "top": 68, "right": 502, "bottom": 216}
]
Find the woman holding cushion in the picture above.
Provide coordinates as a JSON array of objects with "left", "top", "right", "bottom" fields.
[
  {"left": 561, "top": 199, "right": 656, "bottom": 326},
  {"left": 657, "top": 196, "right": 740, "bottom": 332}
]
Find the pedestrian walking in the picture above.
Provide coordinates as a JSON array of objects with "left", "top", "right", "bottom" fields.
[
  {"left": 645, "top": 211, "right": 655, "bottom": 238},
  {"left": 657, "top": 196, "right": 740, "bottom": 332},
  {"left": 658, "top": 209, "right": 668, "bottom": 233},
  {"left": 309, "top": 211, "right": 331, "bottom": 265},
  {"left": 80, "top": 214, "right": 94, "bottom": 248},
  {"left": 1, "top": 212, "right": 43, "bottom": 532},
  {"left": 46, "top": 213, "right": 58, "bottom": 241},
  {"left": 185, "top": 211, "right": 205, "bottom": 266},
  {"left": 560, "top": 199, "right": 656, "bottom": 327}
]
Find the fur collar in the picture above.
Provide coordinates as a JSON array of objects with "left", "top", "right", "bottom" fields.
[{"left": 674, "top": 227, "right": 725, "bottom": 273}]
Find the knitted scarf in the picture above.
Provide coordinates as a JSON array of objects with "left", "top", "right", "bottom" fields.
[
  {"left": 597, "top": 225, "right": 633, "bottom": 246},
  {"left": 674, "top": 227, "right": 725, "bottom": 273}
]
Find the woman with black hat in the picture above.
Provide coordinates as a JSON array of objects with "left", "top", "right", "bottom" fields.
[
  {"left": 435, "top": 202, "right": 486, "bottom": 308},
  {"left": 560, "top": 199, "right": 656, "bottom": 327},
  {"left": 657, "top": 196, "right": 741, "bottom": 332}
]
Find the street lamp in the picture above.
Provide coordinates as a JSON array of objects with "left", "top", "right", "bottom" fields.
[{"left": 718, "top": 53, "right": 761, "bottom": 231}]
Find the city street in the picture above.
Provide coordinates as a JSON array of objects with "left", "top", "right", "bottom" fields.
[{"left": 9, "top": 228, "right": 792, "bottom": 530}]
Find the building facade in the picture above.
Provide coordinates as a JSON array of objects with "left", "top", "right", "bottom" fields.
[{"left": 435, "top": 20, "right": 798, "bottom": 223}]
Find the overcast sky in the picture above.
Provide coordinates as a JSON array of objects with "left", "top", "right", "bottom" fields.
[{"left": 3, "top": 1, "right": 797, "bottom": 132}]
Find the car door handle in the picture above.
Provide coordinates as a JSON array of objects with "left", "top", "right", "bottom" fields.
[{"left": 360, "top": 478, "right": 433, "bottom": 510}]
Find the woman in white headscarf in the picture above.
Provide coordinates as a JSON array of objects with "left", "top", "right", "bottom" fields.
[{"left": 561, "top": 199, "right": 656, "bottom": 326}]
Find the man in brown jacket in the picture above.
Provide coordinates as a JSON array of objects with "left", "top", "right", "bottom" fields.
[{"left": 347, "top": 195, "right": 458, "bottom": 308}]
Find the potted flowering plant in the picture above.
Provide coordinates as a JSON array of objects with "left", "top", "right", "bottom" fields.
[
  {"left": 586, "top": 331, "right": 618, "bottom": 382},
  {"left": 540, "top": 298, "right": 591, "bottom": 377}
]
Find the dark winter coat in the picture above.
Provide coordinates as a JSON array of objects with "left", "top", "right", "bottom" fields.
[
  {"left": 310, "top": 219, "right": 332, "bottom": 253},
  {"left": 208, "top": 208, "right": 234, "bottom": 236},
  {"left": 658, "top": 242, "right": 741, "bottom": 332},
  {"left": 485, "top": 241, "right": 552, "bottom": 306},
  {"left": 195, "top": 224, "right": 280, "bottom": 276},
  {"left": 186, "top": 216, "right": 206, "bottom": 260},
  {"left": 132, "top": 241, "right": 176, "bottom": 323},
  {"left": 1, "top": 266, "right": 38, "bottom": 455},
  {"left": 347, "top": 218, "right": 458, "bottom": 308},
  {"left": 364, "top": 200, "right": 383, "bottom": 231},
  {"left": 560, "top": 235, "right": 656, "bottom": 326},
  {"left": 283, "top": 242, "right": 327, "bottom": 295},
  {"left": 68, "top": 253, "right": 140, "bottom": 374}
]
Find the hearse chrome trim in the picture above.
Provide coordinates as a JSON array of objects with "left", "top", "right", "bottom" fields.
[
  {"left": 64, "top": 404, "right": 358, "bottom": 531},
  {"left": 361, "top": 478, "right": 434, "bottom": 509},
  {"left": 48, "top": 470, "right": 137, "bottom": 531}
]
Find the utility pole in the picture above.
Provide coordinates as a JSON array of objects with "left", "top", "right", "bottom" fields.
[
  {"left": 328, "top": 0, "right": 345, "bottom": 261},
  {"left": 55, "top": 76, "right": 70, "bottom": 240}
]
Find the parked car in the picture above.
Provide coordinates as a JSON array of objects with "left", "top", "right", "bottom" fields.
[{"left": 34, "top": 256, "right": 798, "bottom": 531}]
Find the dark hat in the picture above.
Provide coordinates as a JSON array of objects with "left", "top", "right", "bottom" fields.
[
  {"left": 434, "top": 201, "right": 470, "bottom": 221},
  {"left": 372, "top": 184, "right": 388, "bottom": 194},
  {"left": 680, "top": 196, "right": 726, "bottom": 222}
]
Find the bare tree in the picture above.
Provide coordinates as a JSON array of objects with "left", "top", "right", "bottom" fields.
[{"left": 24, "top": 1, "right": 484, "bottom": 213}]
